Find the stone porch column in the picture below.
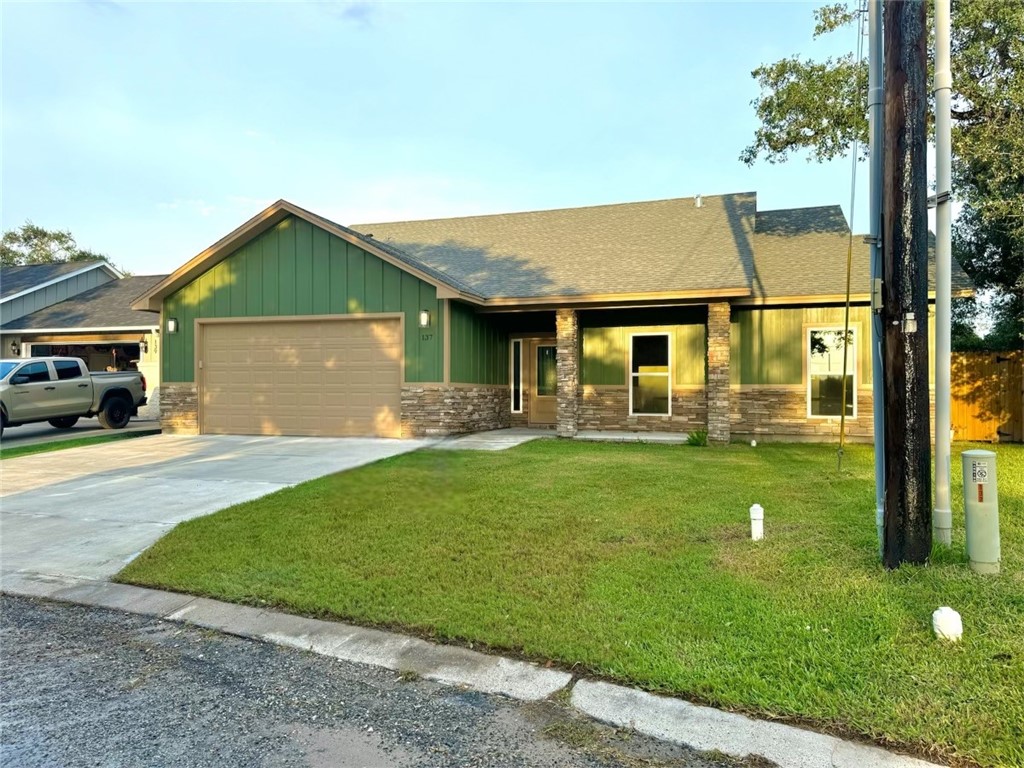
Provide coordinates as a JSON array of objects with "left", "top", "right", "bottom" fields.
[
  {"left": 706, "top": 302, "right": 731, "bottom": 444},
  {"left": 555, "top": 308, "right": 579, "bottom": 437}
]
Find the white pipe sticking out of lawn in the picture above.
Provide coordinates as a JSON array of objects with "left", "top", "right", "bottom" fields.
[{"left": 749, "top": 504, "right": 764, "bottom": 541}]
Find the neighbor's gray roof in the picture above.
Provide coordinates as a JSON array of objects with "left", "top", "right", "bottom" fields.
[
  {"left": 1, "top": 260, "right": 110, "bottom": 300},
  {"left": 1, "top": 275, "right": 166, "bottom": 330},
  {"left": 752, "top": 206, "right": 974, "bottom": 299},
  {"left": 354, "top": 193, "right": 757, "bottom": 299}
]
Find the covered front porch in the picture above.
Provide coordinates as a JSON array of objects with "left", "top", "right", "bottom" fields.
[{"left": 459, "top": 302, "right": 732, "bottom": 444}]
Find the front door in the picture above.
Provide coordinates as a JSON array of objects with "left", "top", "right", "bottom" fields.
[{"left": 528, "top": 340, "right": 557, "bottom": 425}]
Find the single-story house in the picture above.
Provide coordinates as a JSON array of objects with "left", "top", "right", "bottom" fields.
[
  {"left": 132, "top": 193, "right": 972, "bottom": 442},
  {"left": 1, "top": 263, "right": 166, "bottom": 399}
]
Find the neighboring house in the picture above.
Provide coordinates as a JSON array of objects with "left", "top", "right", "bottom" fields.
[
  {"left": 132, "top": 194, "right": 972, "bottom": 442},
  {"left": 1, "top": 260, "right": 121, "bottom": 326},
  {"left": 1, "top": 266, "right": 167, "bottom": 404}
]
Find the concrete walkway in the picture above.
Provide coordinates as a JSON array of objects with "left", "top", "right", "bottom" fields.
[
  {"left": 434, "top": 427, "right": 552, "bottom": 451},
  {"left": 1, "top": 571, "right": 940, "bottom": 768},
  {"left": 434, "top": 428, "right": 694, "bottom": 450},
  {"left": 0, "top": 434, "right": 431, "bottom": 580}
]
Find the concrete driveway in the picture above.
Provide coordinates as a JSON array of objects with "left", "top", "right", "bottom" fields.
[{"left": 0, "top": 434, "right": 431, "bottom": 581}]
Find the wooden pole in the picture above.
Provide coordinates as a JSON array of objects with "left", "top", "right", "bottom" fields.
[{"left": 882, "top": 0, "right": 932, "bottom": 568}]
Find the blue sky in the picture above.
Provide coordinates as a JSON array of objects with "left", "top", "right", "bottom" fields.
[{"left": 2, "top": 1, "right": 869, "bottom": 276}]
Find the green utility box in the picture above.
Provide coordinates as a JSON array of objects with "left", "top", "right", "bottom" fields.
[{"left": 961, "top": 449, "right": 1000, "bottom": 574}]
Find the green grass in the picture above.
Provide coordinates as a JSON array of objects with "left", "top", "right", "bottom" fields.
[
  {"left": 117, "top": 441, "right": 1024, "bottom": 767},
  {"left": 0, "top": 428, "right": 160, "bottom": 459}
]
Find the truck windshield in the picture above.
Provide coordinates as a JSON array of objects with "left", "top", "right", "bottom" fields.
[{"left": 0, "top": 362, "right": 18, "bottom": 379}]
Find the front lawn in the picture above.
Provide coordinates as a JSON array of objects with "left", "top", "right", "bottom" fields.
[{"left": 118, "top": 441, "right": 1024, "bottom": 768}]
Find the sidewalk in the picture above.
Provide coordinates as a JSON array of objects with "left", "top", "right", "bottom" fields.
[{"left": 1, "top": 569, "right": 942, "bottom": 768}]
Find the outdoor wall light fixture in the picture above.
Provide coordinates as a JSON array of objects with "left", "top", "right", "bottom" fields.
[
  {"left": 140, "top": 339, "right": 149, "bottom": 355},
  {"left": 9, "top": 340, "right": 20, "bottom": 356},
  {"left": 419, "top": 309, "right": 431, "bottom": 328},
  {"left": 167, "top": 318, "right": 179, "bottom": 334}
]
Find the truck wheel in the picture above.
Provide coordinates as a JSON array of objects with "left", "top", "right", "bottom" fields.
[
  {"left": 98, "top": 397, "right": 131, "bottom": 430},
  {"left": 48, "top": 416, "right": 80, "bottom": 429}
]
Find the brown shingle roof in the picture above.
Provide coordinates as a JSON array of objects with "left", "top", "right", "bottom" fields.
[
  {"left": 751, "top": 205, "right": 973, "bottom": 300},
  {"left": 356, "top": 195, "right": 972, "bottom": 301},
  {"left": 354, "top": 193, "right": 757, "bottom": 299}
]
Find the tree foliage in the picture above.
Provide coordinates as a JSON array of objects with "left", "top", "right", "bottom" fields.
[
  {"left": 1, "top": 222, "right": 112, "bottom": 268},
  {"left": 742, "top": 0, "right": 1023, "bottom": 350}
]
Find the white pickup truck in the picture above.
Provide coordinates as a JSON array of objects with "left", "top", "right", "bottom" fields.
[{"left": 0, "top": 357, "right": 148, "bottom": 437}]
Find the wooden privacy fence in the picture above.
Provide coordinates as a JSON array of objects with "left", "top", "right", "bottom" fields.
[{"left": 951, "top": 350, "right": 1023, "bottom": 442}]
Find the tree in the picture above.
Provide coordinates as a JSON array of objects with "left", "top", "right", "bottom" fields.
[
  {"left": 1, "top": 222, "right": 112, "bottom": 268},
  {"left": 741, "top": 0, "right": 1024, "bottom": 350}
]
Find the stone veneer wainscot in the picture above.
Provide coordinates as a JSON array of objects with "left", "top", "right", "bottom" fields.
[
  {"left": 159, "top": 382, "right": 199, "bottom": 435},
  {"left": 578, "top": 387, "right": 707, "bottom": 433},
  {"left": 401, "top": 385, "right": 510, "bottom": 437}
]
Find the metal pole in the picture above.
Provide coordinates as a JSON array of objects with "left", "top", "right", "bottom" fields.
[
  {"left": 933, "top": 0, "right": 953, "bottom": 547},
  {"left": 868, "top": 0, "right": 885, "bottom": 556}
]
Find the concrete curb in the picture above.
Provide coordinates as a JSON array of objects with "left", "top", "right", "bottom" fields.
[
  {"left": 571, "top": 680, "right": 937, "bottom": 768},
  {"left": 1, "top": 570, "right": 943, "bottom": 768}
]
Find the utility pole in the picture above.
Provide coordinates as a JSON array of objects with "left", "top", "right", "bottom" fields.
[{"left": 882, "top": 0, "right": 932, "bottom": 568}]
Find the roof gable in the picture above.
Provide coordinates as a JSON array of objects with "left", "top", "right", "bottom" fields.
[{"left": 131, "top": 201, "right": 473, "bottom": 311}]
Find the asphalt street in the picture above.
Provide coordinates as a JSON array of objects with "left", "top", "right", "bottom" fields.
[{"left": 0, "top": 596, "right": 763, "bottom": 768}]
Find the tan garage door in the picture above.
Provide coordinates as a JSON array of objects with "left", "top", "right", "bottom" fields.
[{"left": 200, "top": 318, "right": 402, "bottom": 438}]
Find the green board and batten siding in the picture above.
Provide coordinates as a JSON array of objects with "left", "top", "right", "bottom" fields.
[
  {"left": 162, "top": 216, "right": 444, "bottom": 383},
  {"left": 581, "top": 325, "right": 706, "bottom": 386},
  {"left": 730, "top": 305, "right": 936, "bottom": 387},
  {"left": 449, "top": 301, "right": 508, "bottom": 385}
]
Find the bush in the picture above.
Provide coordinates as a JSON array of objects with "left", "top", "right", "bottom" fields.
[{"left": 686, "top": 430, "right": 708, "bottom": 447}]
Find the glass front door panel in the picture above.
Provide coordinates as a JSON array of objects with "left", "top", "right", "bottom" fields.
[{"left": 536, "top": 345, "right": 557, "bottom": 396}]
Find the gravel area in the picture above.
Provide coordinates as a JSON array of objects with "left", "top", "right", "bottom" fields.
[{"left": 0, "top": 596, "right": 769, "bottom": 768}]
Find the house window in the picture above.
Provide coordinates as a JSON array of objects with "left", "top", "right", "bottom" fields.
[
  {"left": 630, "top": 333, "right": 671, "bottom": 415},
  {"left": 807, "top": 328, "right": 856, "bottom": 418},
  {"left": 536, "top": 345, "right": 557, "bottom": 397},
  {"left": 511, "top": 339, "right": 523, "bottom": 413}
]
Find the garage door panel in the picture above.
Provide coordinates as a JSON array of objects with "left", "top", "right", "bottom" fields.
[{"left": 201, "top": 319, "right": 402, "bottom": 438}]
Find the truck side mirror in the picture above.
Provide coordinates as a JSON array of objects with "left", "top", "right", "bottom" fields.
[{"left": 10, "top": 374, "right": 30, "bottom": 385}]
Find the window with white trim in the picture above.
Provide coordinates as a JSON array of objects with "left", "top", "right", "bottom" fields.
[
  {"left": 510, "top": 339, "right": 523, "bottom": 413},
  {"left": 807, "top": 327, "right": 856, "bottom": 418},
  {"left": 629, "top": 333, "right": 671, "bottom": 415}
]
